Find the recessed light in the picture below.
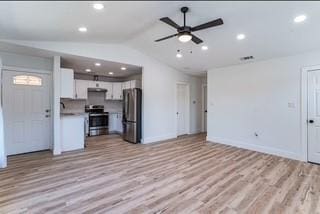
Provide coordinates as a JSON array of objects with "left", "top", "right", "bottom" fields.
[
  {"left": 95, "top": 62, "right": 101, "bottom": 67},
  {"left": 85, "top": 68, "right": 91, "bottom": 72},
  {"left": 176, "top": 53, "right": 183, "bottom": 58},
  {"left": 237, "top": 34, "right": 246, "bottom": 40},
  {"left": 121, "top": 67, "right": 126, "bottom": 70},
  {"left": 93, "top": 3, "right": 104, "bottom": 10},
  {"left": 294, "top": 15, "right": 307, "bottom": 23},
  {"left": 78, "top": 27, "right": 87, "bottom": 32},
  {"left": 108, "top": 72, "right": 114, "bottom": 75},
  {"left": 201, "top": 46, "right": 208, "bottom": 50}
]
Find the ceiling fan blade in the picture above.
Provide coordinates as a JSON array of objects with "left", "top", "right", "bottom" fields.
[
  {"left": 155, "top": 34, "right": 178, "bottom": 42},
  {"left": 191, "top": 18, "right": 223, "bottom": 32},
  {"left": 160, "top": 17, "right": 180, "bottom": 29},
  {"left": 191, "top": 34, "right": 203, "bottom": 44}
]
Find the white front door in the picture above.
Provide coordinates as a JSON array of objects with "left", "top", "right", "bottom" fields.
[
  {"left": 308, "top": 69, "right": 320, "bottom": 163},
  {"left": 3, "top": 70, "right": 51, "bottom": 155},
  {"left": 177, "top": 84, "right": 188, "bottom": 136}
]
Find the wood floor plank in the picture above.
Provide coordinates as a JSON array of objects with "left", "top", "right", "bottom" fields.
[{"left": 0, "top": 133, "right": 320, "bottom": 213}]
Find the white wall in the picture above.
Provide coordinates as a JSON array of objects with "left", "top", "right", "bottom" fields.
[
  {"left": 207, "top": 50, "right": 320, "bottom": 161},
  {"left": 0, "top": 51, "right": 53, "bottom": 70},
  {"left": 5, "top": 41, "right": 203, "bottom": 143},
  {"left": 0, "top": 57, "right": 6, "bottom": 168}
]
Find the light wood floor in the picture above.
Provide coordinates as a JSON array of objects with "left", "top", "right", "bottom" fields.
[{"left": 1, "top": 134, "right": 320, "bottom": 213}]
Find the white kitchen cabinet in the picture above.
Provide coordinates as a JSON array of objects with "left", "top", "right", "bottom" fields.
[
  {"left": 130, "top": 80, "right": 141, "bottom": 89},
  {"left": 112, "top": 82, "right": 123, "bottom": 100},
  {"left": 109, "top": 112, "right": 123, "bottom": 133},
  {"left": 60, "top": 68, "right": 74, "bottom": 98},
  {"left": 122, "top": 81, "right": 131, "bottom": 90},
  {"left": 99, "top": 82, "right": 113, "bottom": 100},
  {"left": 116, "top": 113, "right": 123, "bottom": 133},
  {"left": 74, "top": 79, "right": 89, "bottom": 99},
  {"left": 109, "top": 113, "right": 117, "bottom": 132},
  {"left": 60, "top": 115, "right": 85, "bottom": 152}
]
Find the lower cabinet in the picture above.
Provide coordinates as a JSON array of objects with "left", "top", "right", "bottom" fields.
[{"left": 109, "top": 113, "right": 123, "bottom": 133}]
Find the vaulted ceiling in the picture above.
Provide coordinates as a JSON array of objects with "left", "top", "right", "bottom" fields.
[{"left": 0, "top": 1, "right": 320, "bottom": 75}]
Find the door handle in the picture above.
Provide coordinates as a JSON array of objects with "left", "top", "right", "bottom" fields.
[{"left": 309, "top": 119, "right": 314, "bottom": 124}]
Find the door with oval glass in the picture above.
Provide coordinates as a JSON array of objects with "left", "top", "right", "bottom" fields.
[{"left": 3, "top": 70, "right": 51, "bottom": 155}]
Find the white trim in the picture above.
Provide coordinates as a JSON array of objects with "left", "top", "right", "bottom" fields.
[
  {"left": 142, "top": 133, "right": 177, "bottom": 144},
  {"left": 207, "top": 136, "right": 302, "bottom": 161},
  {"left": 141, "top": 67, "right": 145, "bottom": 144},
  {"left": 175, "top": 82, "right": 191, "bottom": 136},
  {"left": 201, "top": 84, "right": 207, "bottom": 132},
  {"left": 2, "top": 65, "right": 52, "bottom": 74},
  {"left": 0, "top": 57, "right": 7, "bottom": 168},
  {"left": 53, "top": 56, "right": 61, "bottom": 155},
  {"left": 301, "top": 64, "right": 320, "bottom": 162}
]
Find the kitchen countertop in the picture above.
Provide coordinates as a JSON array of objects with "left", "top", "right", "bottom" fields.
[{"left": 60, "top": 112, "right": 88, "bottom": 117}]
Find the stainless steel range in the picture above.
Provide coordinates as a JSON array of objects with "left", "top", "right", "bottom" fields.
[{"left": 85, "top": 105, "right": 108, "bottom": 136}]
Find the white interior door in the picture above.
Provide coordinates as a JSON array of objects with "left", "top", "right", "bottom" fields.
[
  {"left": 204, "top": 85, "right": 207, "bottom": 132},
  {"left": 177, "top": 84, "right": 188, "bottom": 136},
  {"left": 308, "top": 70, "right": 320, "bottom": 163},
  {"left": 3, "top": 70, "right": 51, "bottom": 155}
]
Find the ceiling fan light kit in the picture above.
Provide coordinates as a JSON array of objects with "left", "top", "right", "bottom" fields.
[
  {"left": 155, "top": 6, "right": 223, "bottom": 44},
  {"left": 178, "top": 32, "right": 192, "bottom": 43}
]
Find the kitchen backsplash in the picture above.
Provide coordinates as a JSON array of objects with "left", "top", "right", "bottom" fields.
[{"left": 61, "top": 91, "right": 122, "bottom": 113}]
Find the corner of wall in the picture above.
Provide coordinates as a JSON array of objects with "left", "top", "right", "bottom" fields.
[
  {"left": 0, "top": 57, "right": 7, "bottom": 168},
  {"left": 53, "top": 56, "right": 61, "bottom": 155}
]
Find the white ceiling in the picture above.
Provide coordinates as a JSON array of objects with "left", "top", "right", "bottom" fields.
[
  {"left": 61, "top": 55, "right": 142, "bottom": 78},
  {"left": 0, "top": 1, "right": 320, "bottom": 74}
]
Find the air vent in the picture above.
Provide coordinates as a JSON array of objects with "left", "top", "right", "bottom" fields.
[{"left": 240, "top": 56, "right": 254, "bottom": 61}]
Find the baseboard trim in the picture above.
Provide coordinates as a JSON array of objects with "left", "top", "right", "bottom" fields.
[
  {"left": 207, "top": 136, "right": 302, "bottom": 161},
  {"left": 142, "top": 133, "right": 177, "bottom": 144}
]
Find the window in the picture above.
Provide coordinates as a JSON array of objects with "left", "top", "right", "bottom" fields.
[{"left": 13, "top": 75, "right": 42, "bottom": 86}]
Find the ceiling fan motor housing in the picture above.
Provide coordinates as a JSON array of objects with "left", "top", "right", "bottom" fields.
[{"left": 181, "top": 7, "right": 189, "bottom": 13}]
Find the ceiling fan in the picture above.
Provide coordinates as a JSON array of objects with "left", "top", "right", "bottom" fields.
[{"left": 155, "top": 7, "right": 224, "bottom": 44}]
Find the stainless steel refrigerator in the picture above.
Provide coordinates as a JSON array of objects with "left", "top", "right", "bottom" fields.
[{"left": 122, "top": 88, "right": 142, "bottom": 143}]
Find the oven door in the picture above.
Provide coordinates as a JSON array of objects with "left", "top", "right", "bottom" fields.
[{"left": 89, "top": 113, "right": 108, "bottom": 136}]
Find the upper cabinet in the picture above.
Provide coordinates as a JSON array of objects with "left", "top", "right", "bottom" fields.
[
  {"left": 112, "top": 82, "right": 123, "bottom": 100},
  {"left": 60, "top": 72, "right": 140, "bottom": 100},
  {"left": 74, "top": 80, "right": 89, "bottom": 100},
  {"left": 130, "top": 80, "right": 141, "bottom": 89},
  {"left": 60, "top": 68, "right": 74, "bottom": 99},
  {"left": 122, "top": 80, "right": 141, "bottom": 90},
  {"left": 122, "top": 81, "right": 131, "bottom": 90},
  {"left": 99, "top": 82, "right": 113, "bottom": 100}
]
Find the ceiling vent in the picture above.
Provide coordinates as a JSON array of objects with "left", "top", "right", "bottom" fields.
[{"left": 240, "top": 56, "right": 254, "bottom": 61}]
